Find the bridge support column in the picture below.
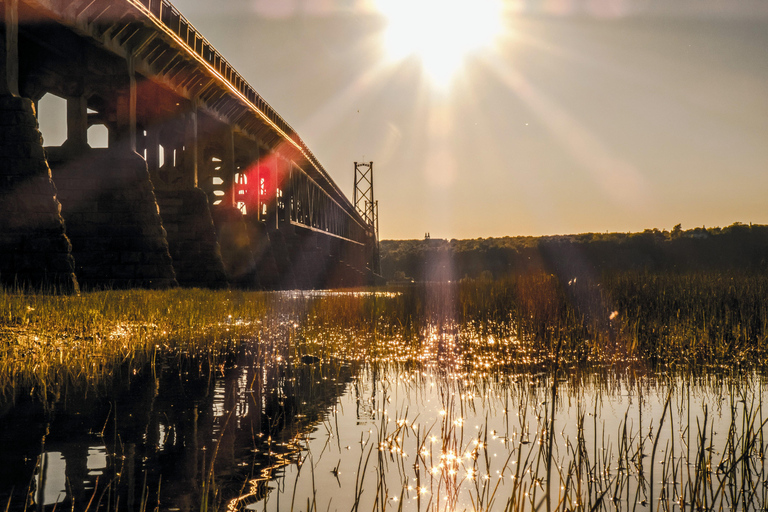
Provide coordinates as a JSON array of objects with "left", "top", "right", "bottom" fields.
[
  {"left": 64, "top": 94, "right": 88, "bottom": 154},
  {"left": 294, "top": 230, "right": 329, "bottom": 289},
  {"left": 267, "top": 228, "right": 297, "bottom": 290},
  {"left": 112, "top": 57, "right": 137, "bottom": 152},
  {"left": 245, "top": 217, "right": 279, "bottom": 289},
  {"left": 208, "top": 128, "right": 258, "bottom": 287},
  {"left": 144, "top": 125, "right": 160, "bottom": 178},
  {"left": 153, "top": 188, "right": 229, "bottom": 288},
  {"left": 185, "top": 109, "right": 199, "bottom": 188},
  {"left": 0, "top": 2, "right": 78, "bottom": 291},
  {"left": 0, "top": 96, "right": 79, "bottom": 291},
  {"left": 337, "top": 240, "right": 367, "bottom": 288},
  {"left": 221, "top": 128, "right": 235, "bottom": 208},
  {"left": 210, "top": 205, "right": 256, "bottom": 287},
  {"left": 0, "top": 0, "right": 19, "bottom": 97}
]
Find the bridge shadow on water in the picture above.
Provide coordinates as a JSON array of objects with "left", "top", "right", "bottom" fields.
[{"left": 0, "top": 335, "right": 356, "bottom": 512}]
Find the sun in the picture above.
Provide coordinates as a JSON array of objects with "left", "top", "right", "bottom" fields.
[{"left": 376, "top": 0, "right": 503, "bottom": 86}]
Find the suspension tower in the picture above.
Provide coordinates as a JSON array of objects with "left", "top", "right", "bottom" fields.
[{"left": 354, "top": 162, "right": 380, "bottom": 276}]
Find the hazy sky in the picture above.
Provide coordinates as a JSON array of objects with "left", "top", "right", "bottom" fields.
[{"left": 170, "top": 0, "right": 768, "bottom": 240}]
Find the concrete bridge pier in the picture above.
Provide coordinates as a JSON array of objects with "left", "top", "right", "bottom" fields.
[
  {"left": 246, "top": 218, "right": 280, "bottom": 289},
  {"left": 41, "top": 60, "right": 176, "bottom": 289},
  {"left": 0, "top": 0, "right": 180, "bottom": 290},
  {"left": 286, "top": 228, "right": 366, "bottom": 290},
  {"left": 323, "top": 236, "right": 348, "bottom": 288},
  {"left": 0, "top": 95, "right": 79, "bottom": 291},
  {"left": 266, "top": 228, "right": 297, "bottom": 290},
  {"left": 280, "top": 225, "right": 316, "bottom": 290},
  {"left": 210, "top": 204, "right": 256, "bottom": 287},
  {"left": 0, "top": 4, "right": 77, "bottom": 291},
  {"left": 277, "top": 218, "right": 372, "bottom": 289},
  {"left": 152, "top": 185, "right": 228, "bottom": 289},
  {"left": 293, "top": 230, "right": 327, "bottom": 290},
  {"left": 343, "top": 239, "right": 370, "bottom": 287},
  {"left": 147, "top": 109, "right": 228, "bottom": 289}
]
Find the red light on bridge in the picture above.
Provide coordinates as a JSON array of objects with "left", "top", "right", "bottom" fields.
[{"left": 235, "top": 153, "right": 284, "bottom": 219}]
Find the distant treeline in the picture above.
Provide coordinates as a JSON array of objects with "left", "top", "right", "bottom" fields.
[{"left": 380, "top": 223, "right": 768, "bottom": 281}]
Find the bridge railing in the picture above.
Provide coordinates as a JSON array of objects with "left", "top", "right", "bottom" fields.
[{"left": 135, "top": 0, "right": 337, "bottom": 212}]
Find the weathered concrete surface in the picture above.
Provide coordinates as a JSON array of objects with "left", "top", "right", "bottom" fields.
[
  {"left": 245, "top": 220, "right": 280, "bottom": 290},
  {"left": 210, "top": 205, "right": 257, "bottom": 288},
  {"left": 0, "top": 95, "right": 79, "bottom": 292},
  {"left": 266, "top": 229, "right": 298, "bottom": 290},
  {"left": 283, "top": 230, "right": 329, "bottom": 290},
  {"left": 155, "top": 188, "right": 228, "bottom": 289},
  {"left": 51, "top": 149, "right": 177, "bottom": 289}
]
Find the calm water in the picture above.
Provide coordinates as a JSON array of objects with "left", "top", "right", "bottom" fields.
[{"left": 1, "top": 294, "right": 766, "bottom": 511}]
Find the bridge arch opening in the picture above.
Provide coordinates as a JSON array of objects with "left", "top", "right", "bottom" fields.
[
  {"left": 235, "top": 172, "right": 248, "bottom": 214},
  {"left": 159, "top": 144, "right": 179, "bottom": 168},
  {"left": 204, "top": 155, "right": 229, "bottom": 206},
  {"left": 36, "top": 93, "right": 68, "bottom": 147},
  {"left": 82, "top": 96, "right": 110, "bottom": 149},
  {"left": 87, "top": 123, "right": 109, "bottom": 149}
]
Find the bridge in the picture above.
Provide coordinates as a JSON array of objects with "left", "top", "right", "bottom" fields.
[{"left": 0, "top": 0, "right": 380, "bottom": 291}]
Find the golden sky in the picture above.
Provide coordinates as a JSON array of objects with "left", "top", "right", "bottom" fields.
[{"left": 172, "top": 0, "right": 768, "bottom": 239}]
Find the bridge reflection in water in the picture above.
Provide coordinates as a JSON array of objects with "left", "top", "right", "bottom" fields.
[{"left": 0, "top": 332, "right": 359, "bottom": 511}]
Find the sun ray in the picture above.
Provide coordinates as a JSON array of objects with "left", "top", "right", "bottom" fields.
[
  {"left": 478, "top": 52, "right": 651, "bottom": 211},
  {"left": 297, "top": 61, "right": 393, "bottom": 135},
  {"left": 449, "top": 71, "right": 564, "bottom": 233},
  {"left": 295, "top": 57, "right": 432, "bottom": 187}
]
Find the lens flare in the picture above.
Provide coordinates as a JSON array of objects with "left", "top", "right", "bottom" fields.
[{"left": 376, "top": 0, "right": 503, "bottom": 86}]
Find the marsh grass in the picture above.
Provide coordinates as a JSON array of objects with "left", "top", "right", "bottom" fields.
[
  {"left": 2, "top": 271, "right": 767, "bottom": 400},
  {"left": 295, "top": 272, "right": 768, "bottom": 378},
  {"left": 0, "top": 287, "right": 282, "bottom": 399}
]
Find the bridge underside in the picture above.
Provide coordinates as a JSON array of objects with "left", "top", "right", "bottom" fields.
[{"left": 0, "top": 0, "right": 378, "bottom": 291}]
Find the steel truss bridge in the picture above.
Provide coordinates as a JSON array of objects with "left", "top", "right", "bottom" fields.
[{"left": 0, "top": 0, "right": 380, "bottom": 290}]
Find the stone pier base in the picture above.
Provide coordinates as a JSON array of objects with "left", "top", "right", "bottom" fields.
[
  {"left": 0, "top": 96, "right": 79, "bottom": 292},
  {"left": 285, "top": 231, "right": 328, "bottom": 290},
  {"left": 155, "top": 189, "right": 228, "bottom": 289},
  {"left": 51, "top": 149, "right": 177, "bottom": 289}
]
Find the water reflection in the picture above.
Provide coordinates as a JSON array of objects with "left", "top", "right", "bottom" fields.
[
  {"left": 239, "top": 364, "right": 768, "bottom": 512},
  {"left": 1, "top": 325, "right": 767, "bottom": 511},
  {"left": 0, "top": 333, "right": 356, "bottom": 511},
  {"left": 283, "top": 290, "right": 402, "bottom": 299},
  {"left": 36, "top": 451, "right": 66, "bottom": 506}
]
